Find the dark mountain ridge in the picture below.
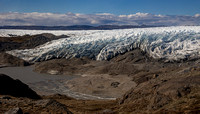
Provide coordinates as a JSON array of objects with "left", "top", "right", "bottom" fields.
[{"left": 0, "top": 25, "right": 162, "bottom": 30}]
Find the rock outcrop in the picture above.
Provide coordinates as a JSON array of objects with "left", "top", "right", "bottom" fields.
[
  {"left": 0, "top": 95, "right": 73, "bottom": 114},
  {"left": 0, "top": 53, "right": 30, "bottom": 67},
  {"left": 5, "top": 107, "right": 23, "bottom": 114},
  {"left": 0, "top": 33, "right": 69, "bottom": 52},
  {"left": 0, "top": 74, "right": 41, "bottom": 99},
  {"left": 118, "top": 63, "right": 200, "bottom": 113}
]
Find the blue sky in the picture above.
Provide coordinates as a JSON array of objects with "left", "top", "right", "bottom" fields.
[
  {"left": 0, "top": 0, "right": 200, "bottom": 26},
  {"left": 0, "top": 0, "right": 200, "bottom": 15}
]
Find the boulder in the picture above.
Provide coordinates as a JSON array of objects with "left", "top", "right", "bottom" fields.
[{"left": 5, "top": 107, "right": 23, "bottom": 114}]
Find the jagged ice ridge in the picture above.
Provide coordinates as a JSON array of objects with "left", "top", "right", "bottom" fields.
[{"left": 2, "top": 26, "right": 200, "bottom": 62}]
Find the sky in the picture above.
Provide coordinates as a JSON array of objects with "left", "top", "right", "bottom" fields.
[{"left": 0, "top": 0, "right": 200, "bottom": 26}]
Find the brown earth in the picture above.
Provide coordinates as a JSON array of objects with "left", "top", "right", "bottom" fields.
[
  {"left": 0, "top": 95, "right": 73, "bottom": 114},
  {"left": 0, "top": 94, "right": 118, "bottom": 114},
  {"left": 118, "top": 63, "right": 200, "bottom": 113},
  {"left": 34, "top": 49, "right": 154, "bottom": 76},
  {"left": 34, "top": 49, "right": 152, "bottom": 98},
  {"left": 33, "top": 49, "right": 200, "bottom": 113},
  {"left": 1, "top": 67, "right": 199, "bottom": 113}
]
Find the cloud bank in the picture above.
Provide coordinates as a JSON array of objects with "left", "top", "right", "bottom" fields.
[{"left": 0, "top": 12, "right": 199, "bottom": 26}]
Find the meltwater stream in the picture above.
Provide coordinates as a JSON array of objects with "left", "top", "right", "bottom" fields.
[{"left": 0, "top": 66, "right": 115, "bottom": 100}]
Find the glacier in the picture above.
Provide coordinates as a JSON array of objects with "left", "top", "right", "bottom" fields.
[{"left": 2, "top": 26, "right": 200, "bottom": 62}]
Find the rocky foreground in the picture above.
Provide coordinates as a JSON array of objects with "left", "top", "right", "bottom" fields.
[
  {"left": 34, "top": 49, "right": 200, "bottom": 113},
  {"left": 0, "top": 49, "right": 199, "bottom": 113}
]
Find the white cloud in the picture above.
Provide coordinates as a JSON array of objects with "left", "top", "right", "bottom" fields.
[
  {"left": 0, "top": 12, "right": 199, "bottom": 26},
  {"left": 194, "top": 14, "right": 200, "bottom": 17},
  {"left": 96, "top": 13, "right": 114, "bottom": 16}
]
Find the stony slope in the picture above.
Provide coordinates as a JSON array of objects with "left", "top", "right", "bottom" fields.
[
  {"left": 33, "top": 48, "right": 200, "bottom": 113},
  {"left": 118, "top": 63, "right": 200, "bottom": 113},
  {"left": 0, "top": 74, "right": 41, "bottom": 99},
  {"left": 0, "top": 33, "right": 68, "bottom": 52},
  {"left": 0, "top": 74, "right": 72, "bottom": 114},
  {"left": 0, "top": 52, "right": 30, "bottom": 67}
]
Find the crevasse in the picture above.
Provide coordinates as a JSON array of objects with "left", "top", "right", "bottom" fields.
[{"left": 4, "top": 26, "right": 200, "bottom": 62}]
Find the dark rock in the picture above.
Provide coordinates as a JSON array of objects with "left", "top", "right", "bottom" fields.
[
  {"left": 35, "top": 99, "right": 72, "bottom": 114},
  {"left": 161, "top": 80, "right": 167, "bottom": 82},
  {"left": 149, "top": 93, "right": 172, "bottom": 109},
  {"left": 153, "top": 74, "right": 159, "bottom": 79},
  {"left": 101, "top": 109, "right": 115, "bottom": 114},
  {"left": 177, "top": 86, "right": 191, "bottom": 97},
  {"left": 0, "top": 33, "right": 69, "bottom": 52},
  {"left": 111, "top": 49, "right": 154, "bottom": 63},
  {"left": 1, "top": 96, "right": 12, "bottom": 100},
  {"left": 134, "top": 75, "right": 152, "bottom": 84},
  {"left": 97, "top": 85, "right": 104, "bottom": 89},
  {"left": 118, "top": 73, "right": 200, "bottom": 113},
  {"left": 0, "top": 53, "right": 30, "bottom": 67},
  {"left": 111, "top": 82, "right": 120, "bottom": 88},
  {"left": 43, "top": 94, "right": 74, "bottom": 100},
  {"left": 0, "top": 74, "right": 41, "bottom": 99},
  {"left": 5, "top": 107, "right": 23, "bottom": 114}
]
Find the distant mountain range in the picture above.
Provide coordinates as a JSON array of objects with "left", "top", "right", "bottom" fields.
[{"left": 0, "top": 25, "right": 162, "bottom": 30}]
